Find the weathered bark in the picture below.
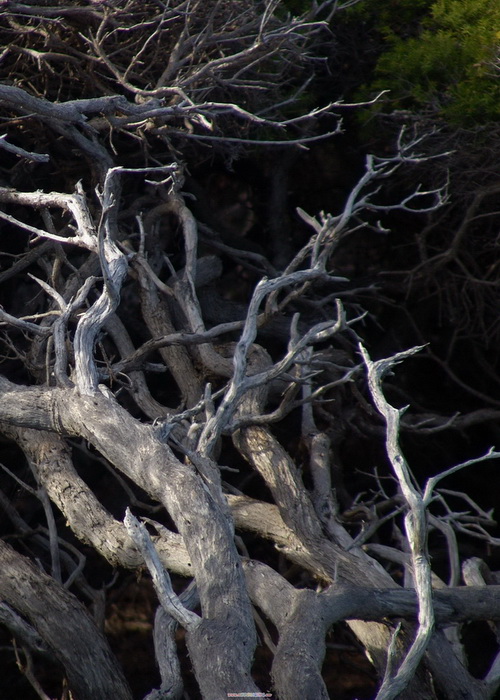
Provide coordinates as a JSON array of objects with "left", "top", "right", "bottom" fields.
[
  {"left": 0, "top": 376, "right": 258, "bottom": 696},
  {"left": 0, "top": 538, "right": 133, "bottom": 700},
  {"left": 0, "top": 12, "right": 498, "bottom": 695},
  {"left": 1, "top": 423, "right": 191, "bottom": 573}
]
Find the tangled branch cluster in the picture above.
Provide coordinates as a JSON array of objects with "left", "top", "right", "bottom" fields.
[{"left": 0, "top": 3, "right": 500, "bottom": 700}]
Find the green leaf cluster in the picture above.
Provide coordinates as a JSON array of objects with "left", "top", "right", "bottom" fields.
[{"left": 351, "top": 0, "right": 500, "bottom": 125}]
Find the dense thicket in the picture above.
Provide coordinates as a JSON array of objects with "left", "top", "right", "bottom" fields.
[{"left": 0, "top": 2, "right": 499, "bottom": 700}]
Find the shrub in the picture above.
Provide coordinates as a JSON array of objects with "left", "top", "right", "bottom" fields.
[{"left": 351, "top": 0, "right": 500, "bottom": 125}]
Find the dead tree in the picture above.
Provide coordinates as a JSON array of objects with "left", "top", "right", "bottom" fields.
[{"left": 0, "top": 3, "right": 500, "bottom": 699}]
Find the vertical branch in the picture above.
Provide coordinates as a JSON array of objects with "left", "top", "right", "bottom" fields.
[
  {"left": 73, "top": 170, "right": 128, "bottom": 395},
  {"left": 360, "top": 343, "right": 435, "bottom": 700},
  {"left": 299, "top": 344, "right": 352, "bottom": 548}
]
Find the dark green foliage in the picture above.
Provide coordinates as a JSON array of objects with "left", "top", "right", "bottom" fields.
[
  {"left": 349, "top": 0, "right": 500, "bottom": 125},
  {"left": 281, "top": 0, "right": 313, "bottom": 15}
]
